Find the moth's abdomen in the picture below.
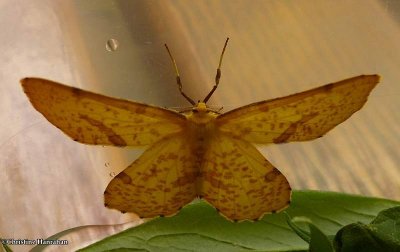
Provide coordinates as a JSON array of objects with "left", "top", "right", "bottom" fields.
[{"left": 185, "top": 116, "right": 217, "bottom": 195}]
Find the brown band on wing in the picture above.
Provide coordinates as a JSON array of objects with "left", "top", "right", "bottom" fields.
[
  {"left": 79, "top": 114, "right": 127, "bottom": 146},
  {"left": 273, "top": 113, "right": 318, "bottom": 143}
]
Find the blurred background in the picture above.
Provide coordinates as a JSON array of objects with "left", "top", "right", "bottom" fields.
[{"left": 0, "top": 0, "right": 399, "bottom": 251}]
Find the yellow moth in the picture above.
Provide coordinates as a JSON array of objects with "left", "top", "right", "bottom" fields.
[{"left": 21, "top": 38, "right": 379, "bottom": 221}]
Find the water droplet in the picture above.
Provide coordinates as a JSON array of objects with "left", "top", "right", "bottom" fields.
[
  {"left": 106, "top": 39, "right": 119, "bottom": 52},
  {"left": 109, "top": 172, "right": 116, "bottom": 177}
]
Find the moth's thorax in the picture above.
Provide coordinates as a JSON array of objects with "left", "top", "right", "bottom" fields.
[{"left": 184, "top": 102, "right": 218, "bottom": 160}]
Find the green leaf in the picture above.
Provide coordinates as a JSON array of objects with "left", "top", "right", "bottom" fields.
[
  {"left": 370, "top": 206, "right": 400, "bottom": 247},
  {"left": 308, "top": 222, "right": 334, "bottom": 252},
  {"left": 334, "top": 206, "right": 400, "bottom": 251},
  {"left": 30, "top": 226, "right": 90, "bottom": 252},
  {"left": 75, "top": 190, "right": 398, "bottom": 252},
  {"left": 0, "top": 237, "right": 13, "bottom": 252},
  {"left": 285, "top": 215, "right": 312, "bottom": 243},
  {"left": 0, "top": 238, "right": 13, "bottom": 252},
  {"left": 286, "top": 216, "right": 334, "bottom": 252}
]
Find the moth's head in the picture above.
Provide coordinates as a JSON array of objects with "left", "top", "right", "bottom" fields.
[
  {"left": 186, "top": 101, "right": 219, "bottom": 122},
  {"left": 193, "top": 102, "right": 208, "bottom": 113}
]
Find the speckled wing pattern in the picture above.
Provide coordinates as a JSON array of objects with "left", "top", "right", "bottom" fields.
[
  {"left": 201, "top": 133, "right": 290, "bottom": 220},
  {"left": 217, "top": 75, "right": 380, "bottom": 144},
  {"left": 104, "top": 134, "right": 198, "bottom": 217},
  {"left": 21, "top": 75, "right": 380, "bottom": 222},
  {"left": 21, "top": 78, "right": 185, "bottom": 146}
]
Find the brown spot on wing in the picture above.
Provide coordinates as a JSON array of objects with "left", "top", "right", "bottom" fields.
[
  {"left": 259, "top": 104, "right": 269, "bottom": 112},
  {"left": 115, "top": 171, "right": 132, "bottom": 184},
  {"left": 323, "top": 83, "right": 334, "bottom": 92},
  {"left": 71, "top": 86, "right": 83, "bottom": 96},
  {"left": 264, "top": 168, "right": 281, "bottom": 182},
  {"left": 135, "top": 107, "right": 146, "bottom": 114}
]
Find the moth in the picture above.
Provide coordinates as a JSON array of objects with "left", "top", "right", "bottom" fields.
[{"left": 21, "top": 38, "right": 379, "bottom": 221}]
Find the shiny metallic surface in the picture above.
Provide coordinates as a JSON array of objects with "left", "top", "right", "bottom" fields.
[{"left": 1, "top": 0, "right": 399, "bottom": 251}]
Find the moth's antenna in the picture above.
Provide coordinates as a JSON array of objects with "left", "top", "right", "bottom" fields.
[
  {"left": 203, "top": 37, "right": 229, "bottom": 103},
  {"left": 164, "top": 44, "right": 196, "bottom": 105}
]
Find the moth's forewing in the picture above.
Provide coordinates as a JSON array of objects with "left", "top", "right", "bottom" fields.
[
  {"left": 217, "top": 75, "right": 379, "bottom": 144},
  {"left": 21, "top": 78, "right": 186, "bottom": 146}
]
